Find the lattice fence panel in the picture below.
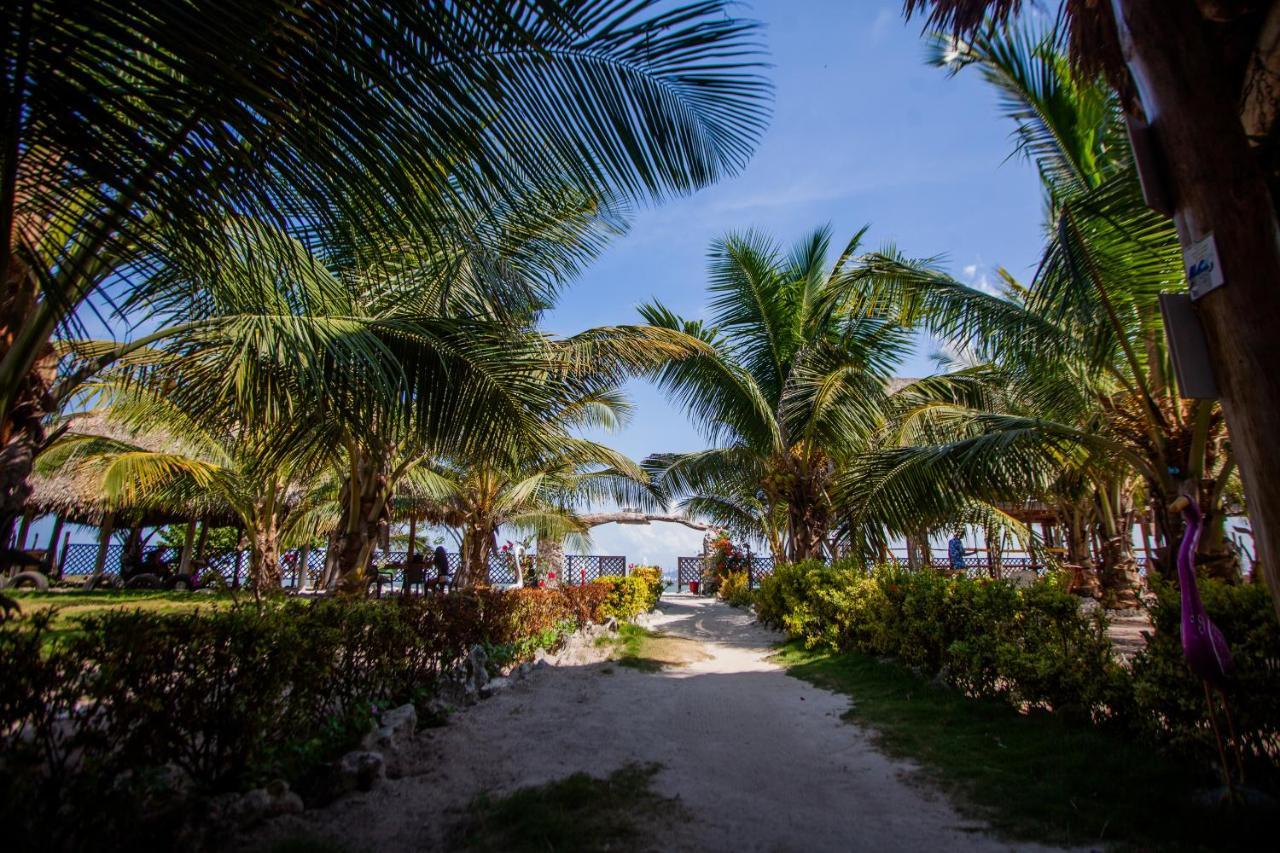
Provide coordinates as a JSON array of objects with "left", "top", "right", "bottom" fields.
[{"left": 677, "top": 556, "right": 702, "bottom": 591}]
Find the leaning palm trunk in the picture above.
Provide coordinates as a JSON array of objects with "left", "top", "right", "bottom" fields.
[{"left": 0, "top": 256, "right": 58, "bottom": 545}]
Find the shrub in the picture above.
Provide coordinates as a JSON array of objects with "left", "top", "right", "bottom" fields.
[
  {"left": 560, "top": 581, "right": 610, "bottom": 625},
  {"left": 597, "top": 575, "right": 658, "bottom": 620},
  {"left": 755, "top": 558, "right": 1280, "bottom": 769},
  {"left": 0, "top": 587, "right": 599, "bottom": 849},
  {"left": 717, "top": 571, "right": 754, "bottom": 608},
  {"left": 629, "top": 565, "right": 665, "bottom": 608},
  {"left": 1130, "top": 576, "right": 1280, "bottom": 768}
]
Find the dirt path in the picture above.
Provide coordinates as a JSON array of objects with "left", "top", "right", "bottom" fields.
[{"left": 241, "top": 594, "right": 1067, "bottom": 852}]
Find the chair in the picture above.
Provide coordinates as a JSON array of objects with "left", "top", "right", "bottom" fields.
[{"left": 403, "top": 559, "right": 427, "bottom": 596}]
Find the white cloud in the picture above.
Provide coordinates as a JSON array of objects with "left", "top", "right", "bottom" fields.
[
  {"left": 869, "top": 7, "right": 896, "bottom": 43},
  {"left": 960, "top": 258, "right": 1001, "bottom": 296}
]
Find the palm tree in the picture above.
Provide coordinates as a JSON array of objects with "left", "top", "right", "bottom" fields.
[
  {"left": 903, "top": 0, "right": 1280, "bottom": 612},
  {"left": 39, "top": 388, "right": 328, "bottom": 590},
  {"left": 0, "top": 0, "right": 772, "bottom": 547},
  {"left": 840, "top": 26, "right": 1240, "bottom": 602},
  {"left": 422, "top": 425, "right": 655, "bottom": 584},
  {"left": 641, "top": 226, "right": 913, "bottom": 562}
]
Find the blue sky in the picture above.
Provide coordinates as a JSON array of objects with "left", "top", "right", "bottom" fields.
[
  {"left": 37, "top": 2, "right": 1047, "bottom": 572},
  {"left": 539, "top": 1, "right": 1046, "bottom": 567}
]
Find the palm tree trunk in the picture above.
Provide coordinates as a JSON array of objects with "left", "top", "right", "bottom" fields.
[
  {"left": 1112, "top": 0, "right": 1280, "bottom": 616},
  {"left": 0, "top": 256, "right": 58, "bottom": 549},
  {"left": 536, "top": 534, "right": 565, "bottom": 585},
  {"left": 984, "top": 524, "right": 1003, "bottom": 579},
  {"left": 328, "top": 450, "right": 392, "bottom": 594},
  {"left": 90, "top": 512, "right": 115, "bottom": 581},
  {"left": 249, "top": 525, "right": 282, "bottom": 591},
  {"left": 1095, "top": 486, "right": 1140, "bottom": 608},
  {"left": 457, "top": 523, "right": 493, "bottom": 587},
  {"left": 178, "top": 519, "right": 197, "bottom": 576}
]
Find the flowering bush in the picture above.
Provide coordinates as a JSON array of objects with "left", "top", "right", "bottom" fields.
[
  {"left": 704, "top": 533, "right": 748, "bottom": 595},
  {"left": 597, "top": 575, "right": 661, "bottom": 619}
]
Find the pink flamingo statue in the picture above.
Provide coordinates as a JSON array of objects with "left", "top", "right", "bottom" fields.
[{"left": 1170, "top": 493, "right": 1243, "bottom": 792}]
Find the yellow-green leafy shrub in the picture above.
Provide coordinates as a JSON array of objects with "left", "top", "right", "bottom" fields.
[
  {"left": 597, "top": 575, "right": 659, "bottom": 620},
  {"left": 629, "top": 564, "right": 665, "bottom": 609},
  {"left": 717, "top": 570, "right": 754, "bottom": 607}
]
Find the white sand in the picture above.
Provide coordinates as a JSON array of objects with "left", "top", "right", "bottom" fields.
[{"left": 239, "top": 594, "right": 1077, "bottom": 852}]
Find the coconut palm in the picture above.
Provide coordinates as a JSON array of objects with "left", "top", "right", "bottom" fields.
[
  {"left": 840, "top": 26, "right": 1240, "bottom": 602},
  {"left": 0, "top": 0, "right": 772, "bottom": 548},
  {"left": 424, "top": 422, "right": 660, "bottom": 581},
  {"left": 640, "top": 226, "right": 914, "bottom": 562},
  {"left": 38, "top": 388, "right": 329, "bottom": 590},
  {"left": 903, "top": 0, "right": 1280, "bottom": 612}
]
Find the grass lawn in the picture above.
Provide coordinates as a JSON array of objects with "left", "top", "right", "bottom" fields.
[
  {"left": 600, "top": 623, "right": 711, "bottom": 672},
  {"left": 453, "top": 763, "right": 683, "bottom": 852},
  {"left": 777, "top": 643, "right": 1275, "bottom": 851},
  {"left": 8, "top": 589, "right": 238, "bottom": 638}
]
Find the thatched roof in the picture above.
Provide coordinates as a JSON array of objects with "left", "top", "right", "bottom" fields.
[{"left": 27, "top": 412, "right": 240, "bottom": 527}]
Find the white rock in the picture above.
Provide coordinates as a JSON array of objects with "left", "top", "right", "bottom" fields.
[{"left": 479, "top": 676, "right": 512, "bottom": 698}]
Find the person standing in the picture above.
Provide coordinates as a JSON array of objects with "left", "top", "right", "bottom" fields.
[{"left": 948, "top": 529, "right": 974, "bottom": 573}]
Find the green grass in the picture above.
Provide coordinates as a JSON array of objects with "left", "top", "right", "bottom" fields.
[
  {"left": 777, "top": 643, "right": 1275, "bottom": 851},
  {"left": 7, "top": 589, "right": 237, "bottom": 640},
  {"left": 454, "top": 763, "right": 684, "bottom": 852},
  {"left": 600, "top": 623, "right": 711, "bottom": 672}
]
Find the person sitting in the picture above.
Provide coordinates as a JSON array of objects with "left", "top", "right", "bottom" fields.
[
  {"left": 403, "top": 553, "right": 427, "bottom": 596},
  {"left": 426, "top": 546, "right": 451, "bottom": 593}
]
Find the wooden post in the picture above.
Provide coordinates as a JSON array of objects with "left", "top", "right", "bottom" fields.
[
  {"left": 57, "top": 531, "right": 69, "bottom": 579},
  {"left": 1112, "top": 0, "right": 1280, "bottom": 613},
  {"left": 46, "top": 514, "right": 65, "bottom": 572},
  {"left": 178, "top": 519, "right": 197, "bottom": 576},
  {"left": 14, "top": 510, "right": 33, "bottom": 549},
  {"left": 406, "top": 516, "right": 417, "bottom": 560},
  {"left": 91, "top": 513, "right": 115, "bottom": 581}
]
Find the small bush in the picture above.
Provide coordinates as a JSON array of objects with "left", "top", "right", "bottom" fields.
[
  {"left": 1130, "top": 576, "right": 1280, "bottom": 768},
  {"left": 629, "top": 565, "right": 665, "bottom": 607},
  {"left": 717, "top": 571, "right": 754, "bottom": 607},
  {"left": 597, "top": 575, "right": 658, "bottom": 620},
  {"left": 560, "top": 581, "right": 610, "bottom": 625}
]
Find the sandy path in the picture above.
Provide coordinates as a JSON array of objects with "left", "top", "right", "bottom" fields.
[{"left": 241, "top": 594, "right": 1067, "bottom": 852}]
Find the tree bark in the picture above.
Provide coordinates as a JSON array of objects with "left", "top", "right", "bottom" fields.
[
  {"left": 457, "top": 521, "right": 494, "bottom": 587},
  {"left": 248, "top": 524, "right": 282, "bottom": 591},
  {"left": 47, "top": 514, "right": 64, "bottom": 576},
  {"left": 984, "top": 524, "right": 1003, "bottom": 579},
  {"left": 178, "top": 519, "right": 197, "bottom": 576},
  {"left": 1112, "top": 0, "right": 1280, "bottom": 616},
  {"left": 327, "top": 451, "right": 391, "bottom": 594},
  {"left": 90, "top": 513, "right": 115, "bottom": 581},
  {"left": 0, "top": 256, "right": 58, "bottom": 549},
  {"left": 536, "top": 534, "right": 565, "bottom": 586}
]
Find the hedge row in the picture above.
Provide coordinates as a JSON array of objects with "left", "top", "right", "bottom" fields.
[
  {"left": 756, "top": 560, "right": 1280, "bottom": 773},
  {"left": 0, "top": 581, "right": 653, "bottom": 849}
]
